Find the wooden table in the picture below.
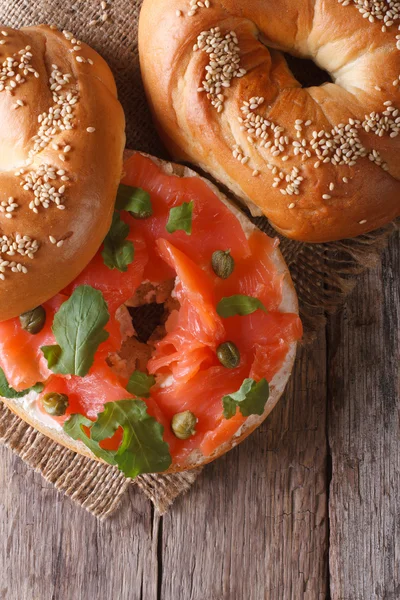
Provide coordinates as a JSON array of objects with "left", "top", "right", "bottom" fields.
[{"left": 0, "top": 232, "right": 398, "bottom": 600}]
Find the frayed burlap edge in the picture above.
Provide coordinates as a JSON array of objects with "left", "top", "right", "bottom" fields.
[
  {"left": 271, "top": 220, "right": 399, "bottom": 340},
  {"left": 0, "top": 0, "right": 398, "bottom": 517},
  {"left": 0, "top": 400, "right": 202, "bottom": 517},
  {"left": 0, "top": 401, "right": 129, "bottom": 520}
]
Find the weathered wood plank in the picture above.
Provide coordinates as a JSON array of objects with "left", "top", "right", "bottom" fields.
[
  {"left": 328, "top": 232, "right": 400, "bottom": 600},
  {"left": 161, "top": 332, "right": 329, "bottom": 600},
  {"left": 0, "top": 448, "right": 157, "bottom": 600}
]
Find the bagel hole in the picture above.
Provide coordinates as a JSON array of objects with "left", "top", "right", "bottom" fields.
[
  {"left": 128, "top": 302, "right": 166, "bottom": 343},
  {"left": 283, "top": 53, "right": 332, "bottom": 87},
  {"left": 125, "top": 278, "right": 179, "bottom": 343}
]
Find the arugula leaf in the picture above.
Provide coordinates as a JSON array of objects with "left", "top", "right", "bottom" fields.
[
  {"left": 127, "top": 370, "right": 156, "bottom": 398},
  {"left": 166, "top": 201, "right": 193, "bottom": 235},
  {"left": 41, "top": 285, "right": 110, "bottom": 377},
  {"left": 102, "top": 212, "right": 134, "bottom": 272},
  {"left": 223, "top": 378, "right": 270, "bottom": 419},
  {"left": 64, "top": 400, "right": 171, "bottom": 478},
  {"left": 63, "top": 413, "right": 117, "bottom": 465},
  {"left": 41, "top": 345, "right": 62, "bottom": 370},
  {"left": 116, "top": 184, "right": 153, "bottom": 219},
  {"left": 217, "top": 295, "right": 267, "bottom": 318},
  {"left": 0, "top": 366, "right": 44, "bottom": 398},
  {"left": 90, "top": 399, "right": 172, "bottom": 477}
]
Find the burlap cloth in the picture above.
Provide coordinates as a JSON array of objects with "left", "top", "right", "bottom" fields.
[{"left": 0, "top": 0, "right": 398, "bottom": 518}]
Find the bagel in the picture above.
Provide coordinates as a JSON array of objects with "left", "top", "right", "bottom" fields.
[
  {"left": 0, "top": 25, "right": 125, "bottom": 321},
  {"left": 0, "top": 152, "right": 302, "bottom": 476},
  {"left": 138, "top": 0, "right": 400, "bottom": 242}
]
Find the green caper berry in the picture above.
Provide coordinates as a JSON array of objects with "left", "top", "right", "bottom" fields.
[
  {"left": 129, "top": 209, "right": 152, "bottom": 220},
  {"left": 171, "top": 411, "right": 197, "bottom": 440},
  {"left": 42, "top": 392, "right": 69, "bottom": 417},
  {"left": 217, "top": 341, "right": 241, "bottom": 369},
  {"left": 19, "top": 306, "right": 46, "bottom": 335},
  {"left": 211, "top": 250, "right": 235, "bottom": 279}
]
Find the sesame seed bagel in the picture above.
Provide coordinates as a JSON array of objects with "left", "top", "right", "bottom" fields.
[
  {"left": 138, "top": 0, "right": 400, "bottom": 242},
  {"left": 0, "top": 25, "right": 125, "bottom": 321}
]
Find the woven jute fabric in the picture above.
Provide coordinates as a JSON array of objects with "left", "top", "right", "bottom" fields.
[{"left": 0, "top": 0, "right": 398, "bottom": 518}]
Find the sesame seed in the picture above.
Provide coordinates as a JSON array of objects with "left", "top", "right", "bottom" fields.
[
  {"left": 339, "top": 0, "right": 400, "bottom": 30},
  {"left": 176, "top": 9, "right": 182, "bottom": 16},
  {"left": 322, "top": 194, "right": 332, "bottom": 200},
  {"left": 0, "top": 46, "right": 40, "bottom": 96},
  {"left": 329, "top": 183, "right": 335, "bottom": 191},
  {"left": 359, "top": 219, "right": 367, "bottom": 224},
  {"left": 21, "top": 164, "right": 69, "bottom": 213},
  {"left": 288, "top": 202, "right": 296, "bottom": 209},
  {"left": 49, "top": 236, "right": 56, "bottom": 244},
  {"left": 87, "top": 126, "right": 96, "bottom": 133},
  {"left": 28, "top": 64, "right": 79, "bottom": 160},
  {"left": 194, "top": 27, "right": 246, "bottom": 112},
  {"left": 0, "top": 232, "right": 39, "bottom": 278}
]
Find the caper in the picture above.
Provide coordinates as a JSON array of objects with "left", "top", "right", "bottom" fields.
[
  {"left": 42, "top": 392, "right": 69, "bottom": 417},
  {"left": 211, "top": 250, "right": 235, "bottom": 279},
  {"left": 19, "top": 306, "right": 46, "bottom": 335},
  {"left": 129, "top": 209, "right": 152, "bottom": 220},
  {"left": 171, "top": 410, "right": 197, "bottom": 440},
  {"left": 217, "top": 341, "right": 241, "bottom": 369}
]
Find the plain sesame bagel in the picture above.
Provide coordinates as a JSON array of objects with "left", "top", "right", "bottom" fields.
[
  {"left": 0, "top": 24, "right": 125, "bottom": 321},
  {"left": 0, "top": 152, "right": 301, "bottom": 476},
  {"left": 138, "top": 0, "right": 400, "bottom": 242}
]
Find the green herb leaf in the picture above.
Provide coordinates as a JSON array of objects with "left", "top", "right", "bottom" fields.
[
  {"left": 222, "top": 378, "right": 270, "bottom": 419},
  {"left": 0, "top": 367, "right": 44, "bottom": 398},
  {"left": 41, "top": 285, "right": 110, "bottom": 377},
  {"left": 64, "top": 400, "right": 171, "bottom": 478},
  {"left": 63, "top": 413, "right": 117, "bottom": 465},
  {"left": 216, "top": 295, "right": 267, "bottom": 318},
  {"left": 116, "top": 184, "right": 153, "bottom": 219},
  {"left": 41, "top": 345, "right": 62, "bottom": 370},
  {"left": 102, "top": 212, "right": 134, "bottom": 272},
  {"left": 90, "top": 399, "right": 172, "bottom": 477},
  {"left": 166, "top": 201, "right": 193, "bottom": 235},
  {"left": 127, "top": 370, "right": 156, "bottom": 398}
]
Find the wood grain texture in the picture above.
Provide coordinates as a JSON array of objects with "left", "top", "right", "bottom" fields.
[
  {"left": 160, "top": 335, "right": 328, "bottom": 600},
  {"left": 0, "top": 233, "right": 398, "bottom": 600},
  {"left": 328, "top": 232, "right": 400, "bottom": 600},
  {"left": 0, "top": 447, "right": 158, "bottom": 600}
]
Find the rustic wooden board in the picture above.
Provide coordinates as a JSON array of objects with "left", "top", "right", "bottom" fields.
[
  {"left": 160, "top": 333, "right": 329, "bottom": 600},
  {"left": 0, "top": 447, "right": 158, "bottom": 600},
  {"left": 328, "top": 232, "right": 400, "bottom": 600},
  {"left": 0, "top": 233, "right": 397, "bottom": 600}
]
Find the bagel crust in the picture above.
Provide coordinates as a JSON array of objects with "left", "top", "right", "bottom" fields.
[
  {"left": 139, "top": 0, "right": 400, "bottom": 242},
  {"left": 0, "top": 25, "right": 125, "bottom": 321},
  {"left": 1, "top": 153, "right": 299, "bottom": 474}
]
